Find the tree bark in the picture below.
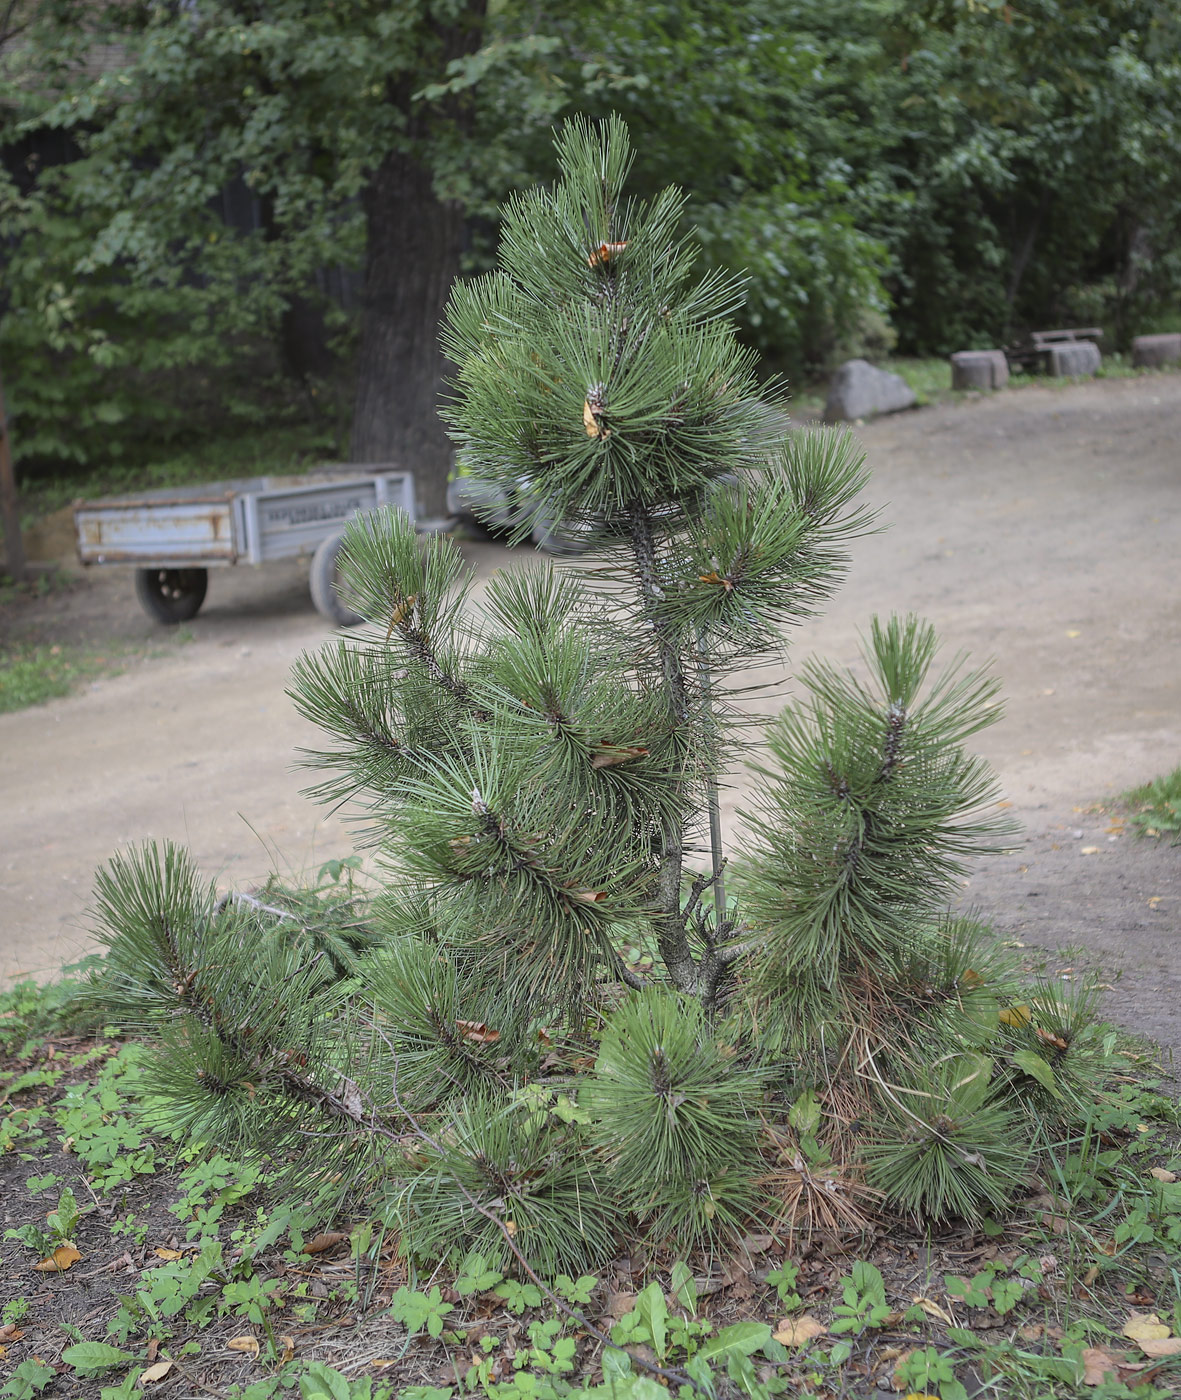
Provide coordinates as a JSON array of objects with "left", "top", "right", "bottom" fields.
[
  {"left": 350, "top": 147, "right": 466, "bottom": 517},
  {"left": 349, "top": 5, "right": 486, "bottom": 520}
]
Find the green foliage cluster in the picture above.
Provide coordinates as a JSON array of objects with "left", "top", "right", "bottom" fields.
[
  {"left": 1125, "top": 764, "right": 1181, "bottom": 841},
  {"left": 3, "top": 970, "right": 1179, "bottom": 1400},
  {"left": 75, "top": 123, "right": 1138, "bottom": 1282}
]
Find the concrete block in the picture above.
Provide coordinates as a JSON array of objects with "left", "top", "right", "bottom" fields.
[
  {"left": 1046, "top": 341, "right": 1101, "bottom": 377},
  {"left": 950, "top": 350, "right": 1009, "bottom": 391},
  {"left": 1132, "top": 332, "right": 1181, "bottom": 369},
  {"left": 824, "top": 359, "right": 917, "bottom": 423}
]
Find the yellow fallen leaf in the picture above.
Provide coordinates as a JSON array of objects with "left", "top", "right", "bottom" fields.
[
  {"left": 32, "top": 1243, "right": 82, "bottom": 1272},
  {"left": 1149, "top": 1167, "right": 1177, "bottom": 1183},
  {"left": 999, "top": 1004, "right": 1032, "bottom": 1028},
  {"left": 227, "top": 1336, "right": 260, "bottom": 1358},
  {"left": 1081, "top": 1348, "right": 1120, "bottom": 1386},
  {"left": 278, "top": 1337, "right": 295, "bottom": 1364},
  {"left": 300, "top": 1231, "right": 349, "bottom": 1255},
  {"left": 1080, "top": 846, "right": 1101, "bottom": 855},
  {"left": 153, "top": 1247, "right": 183, "bottom": 1260},
  {"left": 138, "top": 1361, "right": 174, "bottom": 1385},
  {"left": 371, "top": 1360, "right": 402, "bottom": 1370},
  {"left": 912, "top": 1296, "right": 955, "bottom": 1326},
  {"left": 1139, "top": 1337, "right": 1181, "bottom": 1358},
  {"left": 1122, "top": 1313, "right": 1171, "bottom": 1343},
  {"left": 0, "top": 1346, "right": 6, "bottom": 1360},
  {"left": 904, "top": 1394, "right": 941, "bottom": 1400},
  {"left": 773, "top": 1315, "right": 826, "bottom": 1347},
  {"left": 1066, "top": 629, "right": 1081, "bottom": 638}
]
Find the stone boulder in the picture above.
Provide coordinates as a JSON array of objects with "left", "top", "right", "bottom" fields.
[
  {"left": 1046, "top": 341, "right": 1101, "bottom": 377},
  {"left": 950, "top": 349, "right": 1009, "bottom": 391},
  {"left": 823, "top": 359, "right": 916, "bottom": 423},
  {"left": 1132, "top": 332, "right": 1181, "bottom": 369}
]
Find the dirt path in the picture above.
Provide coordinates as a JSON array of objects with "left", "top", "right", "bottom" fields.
[{"left": 3, "top": 375, "right": 1179, "bottom": 1055}]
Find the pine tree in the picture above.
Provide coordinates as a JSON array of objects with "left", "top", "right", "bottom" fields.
[{"left": 88, "top": 118, "right": 1118, "bottom": 1266}]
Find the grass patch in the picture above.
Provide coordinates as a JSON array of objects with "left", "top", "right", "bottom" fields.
[
  {"left": 0, "top": 635, "right": 190, "bottom": 714},
  {"left": 1125, "top": 766, "right": 1181, "bottom": 842}
]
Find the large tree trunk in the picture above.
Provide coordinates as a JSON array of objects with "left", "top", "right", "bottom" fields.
[
  {"left": 350, "top": 149, "right": 466, "bottom": 517},
  {"left": 350, "top": 5, "right": 486, "bottom": 519}
]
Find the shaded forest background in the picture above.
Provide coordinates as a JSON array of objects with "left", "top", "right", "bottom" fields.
[{"left": 1, "top": 0, "right": 1179, "bottom": 515}]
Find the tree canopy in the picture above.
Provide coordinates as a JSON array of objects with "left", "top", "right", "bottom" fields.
[{"left": 1, "top": 0, "right": 1179, "bottom": 501}]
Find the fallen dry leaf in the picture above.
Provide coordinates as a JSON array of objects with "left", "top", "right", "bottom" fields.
[
  {"left": 301, "top": 1232, "right": 350, "bottom": 1255},
  {"left": 912, "top": 1296, "right": 956, "bottom": 1326},
  {"left": 153, "top": 1247, "right": 183, "bottom": 1260},
  {"left": 278, "top": 1337, "right": 295, "bottom": 1364},
  {"left": 999, "top": 1004, "right": 1032, "bottom": 1028},
  {"left": 226, "top": 1336, "right": 261, "bottom": 1358},
  {"left": 455, "top": 1019, "right": 501, "bottom": 1044},
  {"left": 602, "top": 1291, "right": 637, "bottom": 1324},
  {"left": 773, "top": 1315, "right": 826, "bottom": 1347},
  {"left": 1139, "top": 1337, "right": 1181, "bottom": 1358},
  {"left": 32, "top": 1244, "right": 82, "bottom": 1273},
  {"left": 0, "top": 1347, "right": 6, "bottom": 1361},
  {"left": 1149, "top": 1167, "right": 1177, "bottom": 1183},
  {"left": 1122, "top": 1313, "right": 1171, "bottom": 1343},
  {"left": 371, "top": 1360, "right": 402, "bottom": 1370},
  {"left": 138, "top": 1361, "right": 174, "bottom": 1385},
  {"left": 1081, "top": 1348, "right": 1120, "bottom": 1386},
  {"left": 590, "top": 742, "right": 650, "bottom": 769},
  {"left": 0, "top": 1326, "right": 23, "bottom": 1343},
  {"left": 1080, "top": 846, "right": 1101, "bottom": 855}
]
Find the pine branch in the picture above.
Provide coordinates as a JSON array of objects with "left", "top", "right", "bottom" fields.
[{"left": 373, "top": 1018, "right": 706, "bottom": 1396}]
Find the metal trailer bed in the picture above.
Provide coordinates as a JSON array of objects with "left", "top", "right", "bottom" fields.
[{"left": 73, "top": 468, "right": 415, "bottom": 625}]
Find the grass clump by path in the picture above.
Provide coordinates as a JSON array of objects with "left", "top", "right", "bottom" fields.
[
  {"left": 0, "top": 635, "right": 192, "bottom": 715},
  {"left": 0, "top": 642, "right": 118, "bottom": 713},
  {"left": 2, "top": 974, "right": 1180, "bottom": 1400},
  {"left": 1125, "top": 767, "right": 1181, "bottom": 843}
]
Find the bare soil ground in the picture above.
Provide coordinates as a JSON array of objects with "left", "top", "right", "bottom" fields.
[{"left": 2, "top": 374, "right": 1179, "bottom": 1056}]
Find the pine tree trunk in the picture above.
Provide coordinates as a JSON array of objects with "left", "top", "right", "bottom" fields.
[{"left": 349, "top": 5, "right": 486, "bottom": 520}]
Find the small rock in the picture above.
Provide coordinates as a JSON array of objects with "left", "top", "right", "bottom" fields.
[
  {"left": 1046, "top": 341, "right": 1101, "bottom": 377},
  {"left": 1131, "top": 332, "right": 1181, "bottom": 368},
  {"left": 951, "top": 349, "right": 1009, "bottom": 391},
  {"left": 823, "top": 359, "right": 917, "bottom": 423}
]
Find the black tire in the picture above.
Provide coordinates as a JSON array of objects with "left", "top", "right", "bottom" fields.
[
  {"left": 309, "top": 532, "right": 364, "bottom": 627},
  {"left": 134, "top": 567, "right": 208, "bottom": 625}
]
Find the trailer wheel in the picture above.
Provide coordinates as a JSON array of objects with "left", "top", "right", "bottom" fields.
[
  {"left": 135, "top": 568, "right": 208, "bottom": 624},
  {"left": 309, "top": 532, "right": 363, "bottom": 627}
]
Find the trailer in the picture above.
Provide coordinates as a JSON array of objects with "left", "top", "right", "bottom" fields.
[{"left": 74, "top": 468, "right": 415, "bottom": 626}]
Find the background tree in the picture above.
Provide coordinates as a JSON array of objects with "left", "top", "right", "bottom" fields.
[{"left": 2, "top": 0, "right": 1178, "bottom": 508}]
